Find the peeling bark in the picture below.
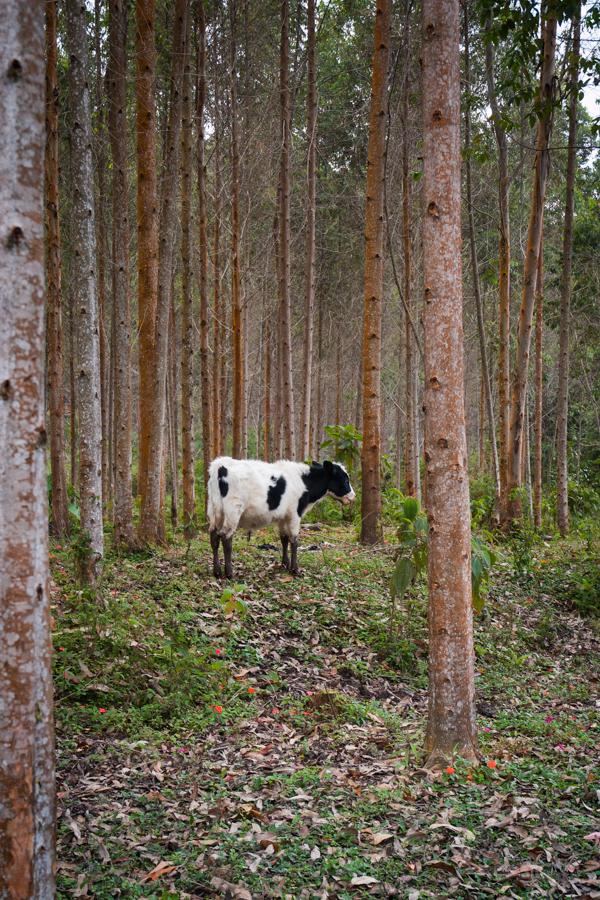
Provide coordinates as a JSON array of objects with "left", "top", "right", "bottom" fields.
[{"left": 0, "top": 0, "right": 55, "bottom": 891}]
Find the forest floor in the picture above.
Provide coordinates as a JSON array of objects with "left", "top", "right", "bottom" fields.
[{"left": 51, "top": 519, "right": 600, "bottom": 899}]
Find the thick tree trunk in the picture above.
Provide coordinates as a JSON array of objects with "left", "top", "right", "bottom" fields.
[
  {"left": 196, "top": 0, "right": 211, "bottom": 510},
  {"left": 556, "top": 9, "right": 580, "bottom": 537},
  {"left": 136, "top": 0, "right": 160, "bottom": 524},
  {"left": 0, "top": 2, "right": 55, "bottom": 892},
  {"left": 139, "top": 0, "right": 188, "bottom": 543},
  {"left": 108, "top": 0, "right": 136, "bottom": 549},
  {"left": 464, "top": 5, "right": 500, "bottom": 500},
  {"left": 45, "top": 0, "right": 69, "bottom": 537},
  {"left": 533, "top": 243, "right": 544, "bottom": 528},
  {"left": 66, "top": 0, "right": 104, "bottom": 582},
  {"left": 506, "top": 14, "right": 556, "bottom": 524},
  {"left": 360, "top": 0, "right": 390, "bottom": 544},
  {"left": 301, "top": 0, "right": 317, "bottom": 460},
  {"left": 181, "top": 20, "right": 196, "bottom": 538},
  {"left": 230, "top": 0, "right": 244, "bottom": 458},
  {"left": 279, "top": 0, "right": 296, "bottom": 458},
  {"left": 484, "top": 20, "right": 511, "bottom": 521},
  {"left": 422, "top": 0, "right": 477, "bottom": 766}
]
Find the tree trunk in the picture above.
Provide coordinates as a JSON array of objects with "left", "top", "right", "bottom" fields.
[
  {"left": 45, "top": 0, "right": 69, "bottom": 537},
  {"left": 139, "top": 0, "right": 188, "bottom": 543},
  {"left": 464, "top": 4, "right": 500, "bottom": 500},
  {"left": 533, "top": 242, "right": 544, "bottom": 528},
  {"left": 556, "top": 8, "right": 580, "bottom": 537},
  {"left": 66, "top": 0, "right": 104, "bottom": 582},
  {"left": 230, "top": 0, "right": 244, "bottom": 458},
  {"left": 108, "top": 0, "right": 136, "bottom": 548},
  {"left": 0, "top": 2, "right": 55, "bottom": 892},
  {"left": 196, "top": 0, "right": 211, "bottom": 511},
  {"left": 360, "top": 0, "right": 390, "bottom": 544},
  {"left": 181, "top": 17, "right": 196, "bottom": 538},
  {"left": 279, "top": 0, "right": 296, "bottom": 458},
  {"left": 301, "top": 0, "right": 317, "bottom": 460},
  {"left": 422, "top": 0, "right": 477, "bottom": 766},
  {"left": 212, "top": 75, "right": 223, "bottom": 459},
  {"left": 136, "top": 0, "right": 160, "bottom": 524},
  {"left": 506, "top": 13, "right": 556, "bottom": 524},
  {"left": 263, "top": 315, "right": 272, "bottom": 460},
  {"left": 167, "top": 291, "right": 179, "bottom": 531},
  {"left": 484, "top": 17, "right": 511, "bottom": 521}
]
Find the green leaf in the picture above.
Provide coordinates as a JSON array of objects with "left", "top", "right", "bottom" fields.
[
  {"left": 391, "top": 557, "right": 416, "bottom": 601},
  {"left": 402, "top": 498, "right": 419, "bottom": 521}
]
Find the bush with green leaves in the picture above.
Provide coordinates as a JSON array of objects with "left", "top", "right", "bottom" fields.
[
  {"left": 389, "top": 494, "right": 495, "bottom": 615},
  {"left": 320, "top": 423, "right": 362, "bottom": 475}
]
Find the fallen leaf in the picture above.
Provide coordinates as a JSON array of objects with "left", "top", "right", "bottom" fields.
[
  {"left": 210, "top": 876, "right": 252, "bottom": 899},
  {"left": 350, "top": 875, "right": 379, "bottom": 886},
  {"left": 140, "top": 860, "right": 178, "bottom": 883}
]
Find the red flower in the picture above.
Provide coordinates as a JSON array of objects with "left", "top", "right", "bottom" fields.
[
  {"left": 214, "top": 705, "right": 223, "bottom": 714},
  {"left": 215, "top": 648, "right": 223, "bottom": 656},
  {"left": 445, "top": 766, "right": 455, "bottom": 775},
  {"left": 98, "top": 708, "right": 107, "bottom": 714},
  {"left": 487, "top": 759, "right": 497, "bottom": 769},
  {"left": 248, "top": 687, "right": 256, "bottom": 695},
  {"left": 271, "top": 707, "right": 279, "bottom": 715}
]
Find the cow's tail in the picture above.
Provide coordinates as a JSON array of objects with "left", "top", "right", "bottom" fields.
[{"left": 206, "top": 459, "right": 224, "bottom": 533}]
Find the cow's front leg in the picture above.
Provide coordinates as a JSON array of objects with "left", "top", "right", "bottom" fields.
[
  {"left": 290, "top": 537, "right": 300, "bottom": 575},
  {"left": 280, "top": 534, "right": 290, "bottom": 570},
  {"left": 223, "top": 535, "right": 234, "bottom": 579},
  {"left": 210, "top": 529, "right": 222, "bottom": 578}
]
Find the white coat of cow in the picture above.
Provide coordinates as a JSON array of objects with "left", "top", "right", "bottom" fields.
[{"left": 207, "top": 456, "right": 355, "bottom": 577}]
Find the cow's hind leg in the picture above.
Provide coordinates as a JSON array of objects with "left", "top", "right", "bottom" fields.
[
  {"left": 280, "top": 534, "right": 290, "bottom": 570},
  {"left": 222, "top": 535, "right": 234, "bottom": 579},
  {"left": 210, "top": 529, "right": 222, "bottom": 578},
  {"left": 290, "top": 537, "right": 300, "bottom": 575}
]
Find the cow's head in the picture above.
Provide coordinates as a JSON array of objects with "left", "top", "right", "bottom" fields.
[{"left": 323, "top": 460, "right": 356, "bottom": 505}]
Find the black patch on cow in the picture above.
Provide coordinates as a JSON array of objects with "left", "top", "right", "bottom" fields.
[
  {"left": 267, "top": 474, "right": 286, "bottom": 510},
  {"left": 297, "top": 463, "right": 329, "bottom": 516},
  {"left": 217, "top": 465, "right": 229, "bottom": 497}
]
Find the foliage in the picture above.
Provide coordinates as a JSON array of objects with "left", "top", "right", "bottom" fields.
[
  {"left": 389, "top": 493, "right": 495, "bottom": 614},
  {"left": 320, "top": 423, "right": 362, "bottom": 475}
]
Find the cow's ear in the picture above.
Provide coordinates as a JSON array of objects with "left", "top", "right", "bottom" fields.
[{"left": 323, "top": 460, "right": 333, "bottom": 473}]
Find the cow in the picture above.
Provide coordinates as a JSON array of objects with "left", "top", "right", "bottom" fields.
[{"left": 207, "top": 456, "right": 356, "bottom": 578}]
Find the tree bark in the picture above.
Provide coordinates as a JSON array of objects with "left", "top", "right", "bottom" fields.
[
  {"left": 533, "top": 242, "right": 544, "bottom": 528},
  {"left": 422, "top": 0, "right": 477, "bottom": 766},
  {"left": 196, "top": 0, "right": 211, "bottom": 510},
  {"left": 464, "top": 4, "right": 500, "bottom": 500},
  {"left": 66, "top": 0, "right": 105, "bottom": 582},
  {"left": 0, "top": 3, "right": 55, "bottom": 893},
  {"left": 506, "top": 13, "right": 556, "bottom": 524},
  {"left": 108, "top": 0, "right": 136, "bottom": 549},
  {"left": 212, "top": 64, "right": 223, "bottom": 459},
  {"left": 181, "top": 15, "right": 196, "bottom": 538},
  {"left": 556, "top": 8, "right": 580, "bottom": 537},
  {"left": 45, "top": 0, "right": 69, "bottom": 537},
  {"left": 484, "top": 17, "right": 511, "bottom": 521},
  {"left": 139, "top": 0, "right": 188, "bottom": 543},
  {"left": 136, "top": 0, "right": 159, "bottom": 524},
  {"left": 360, "top": 0, "right": 390, "bottom": 544},
  {"left": 279, "top": 0, "right": 296, "bottom": 458},
  {"left": 301, "top": 0, "right": 317, "bottom": 460},
  {"left": 230, "top": 0, "right": 244, "bottom": 458}
]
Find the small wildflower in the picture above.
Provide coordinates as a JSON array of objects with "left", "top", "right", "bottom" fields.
[
  {"left": 98, "top": 708, "right": 107, "bottom": 714},
  {"left": 214, "top": 705, "right": 223, "bottom": 714},
  {"left": 466, "top": 772, "right": 474, "bottom": 782},
  {"left": 486, "top": 759, "right": 497, "bottom": 769},
  {"left": 215, "top": 648, "right": 223, "bottom": 656},
  {"left": 58, "top": 647, "right": 65, "bottom": 652},
  {"left": 248, "top": 687, "right": 256, "bottom": 695},
  {"left": 445, "top": 766, "right": 455, "bottom": 775},
  {"left": 554, "top": 742, "right": 566, "bottom": 752},
  {"left": 306, "top": 690, "right": 314, "bottom": 696},
  {"left": 545, "top": 715, "right": 554, "bottom": 724},
  {"left": 271, "top": 707, "right": 279, "bottom": 715}
]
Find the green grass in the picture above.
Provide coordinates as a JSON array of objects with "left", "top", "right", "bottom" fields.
[{"left": 52, "top": 524, "right": 600, "bottom": 898}]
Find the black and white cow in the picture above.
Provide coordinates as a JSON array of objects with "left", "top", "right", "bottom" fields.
[{"left": 207, "top": 456, "right": 355, "bottom": 578}]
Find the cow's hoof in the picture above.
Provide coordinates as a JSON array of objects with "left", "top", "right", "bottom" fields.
[
  {"left": 291, "top": 567, "right": 300, "bottom": 576},
  {"left": 213, "top": 564, "right": 223, "bottom": 578},
  {"left": 224, "top": 568, "right": 234, "bottom": 580}
]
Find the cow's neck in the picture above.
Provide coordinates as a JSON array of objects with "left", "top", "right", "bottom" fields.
[{"left": 298, "top": 465, "right": 329, "bottom": 516}]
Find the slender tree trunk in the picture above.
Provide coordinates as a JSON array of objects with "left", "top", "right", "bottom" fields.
[
  {"left": 422, "top": 0, "right": 477, "bottom": 766},
  {"left": 479, "top": 369, "right": 486, "bottom": 473},
  {"left": 484, "top": 18, "right": 511, "bottom": 521},
  {"left": 212, "top": 81, "right": 223, "bottom": 459},
  {"left": 196, "top": 1, "right": 211, "bottom": 510},
  {"left": 0, "top": 3, "right": 55, "bottom": 892},
  {"left": 360, "top": 0, "right": 390, "bottom": 544},
  {"left": 556, "top": 8, "right": 580, "bottom": 536},
  {"left": 315, "top": 293, "right": 324, "bottom": 455},
  {"left": 181, "top": 19, "right": 196, "bottom": 538},
  {"left": 140, "top": 0, "right": 188, "bottom": 543},
  {"left": 301, "top": 0, "right": 317, "bottom": 460},
  {"left": 108, "top": 0, "right": 136, "bottom": 548},
  {"left": 69, "top": 279, "right": 78, "bottom": 492},
  {"left": 506, "top": 13, "right": 556, "bottom": 524},
  {"left": 66, "top": 0, "right": 104, "bottom": 582},
  {"left": 533, "top": 243, "right": 544, "bottom": 528},
  {"left": 279, "top": 0, "right": 296, "bottom": 458},
  {"left": 136, "top": 0, "right": 159, "bottom": 524},
  {"left": 230, "top": 0, "right": 244, "bottom": 458},
  {"left": 45, "top": 0, "right": 69, "bottom": 537},
  {"left": 168, "top": 292, "right": 179, "bottom": 530},
  {"left": 464, "top": 4, "right": 500, "bottom": 499}
]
